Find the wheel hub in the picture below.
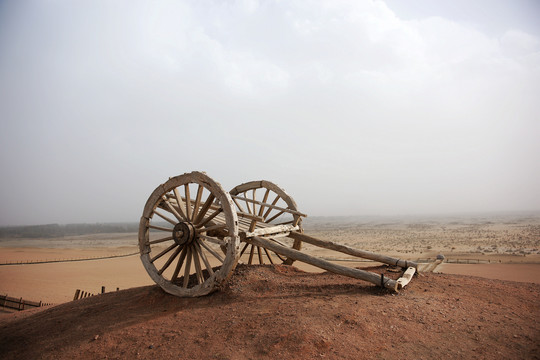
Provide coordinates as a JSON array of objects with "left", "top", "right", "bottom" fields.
[{"left": 172, "top": 222, "right": 196, "bottom": 246}]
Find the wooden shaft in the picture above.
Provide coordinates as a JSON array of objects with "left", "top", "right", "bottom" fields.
[
  {"left": 288, "top": 232, "right": 418, "bottom": 269},
  {"left": 248, "top": 236, "right": 398, "bottom": 291}
]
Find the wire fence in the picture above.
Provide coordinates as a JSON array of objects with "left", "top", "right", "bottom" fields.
[{"left": 0, "top": 252, "right": 139, "bottom": 266}]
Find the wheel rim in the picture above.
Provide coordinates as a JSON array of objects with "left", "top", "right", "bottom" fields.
[
  {"left": 230, "top": 180, "right": 302, "bottom": 266},
  {"left": 139, "top": 171, "right": 239, "bottom": 297}
]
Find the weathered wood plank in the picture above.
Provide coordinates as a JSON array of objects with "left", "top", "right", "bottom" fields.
[
  {"left": 288, "top": 232, "right": 418, "bottom": 269},
  {"left": 396, "top": 267, "right": 416, "bottom": 289},
  {"left": 244, "top": 224, "right": 299, "bottom": 238},
  {"left": 247, "top": 236, "right": 399, "bottom": 291}
]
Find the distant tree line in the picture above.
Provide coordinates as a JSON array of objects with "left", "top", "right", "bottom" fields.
[{"left": 0, "top": 223, "right": 139, "bottom": 238}]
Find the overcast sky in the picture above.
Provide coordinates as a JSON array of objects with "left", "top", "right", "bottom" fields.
[{"left": 1, "top": 0, "right": 539, "bottom": 226}]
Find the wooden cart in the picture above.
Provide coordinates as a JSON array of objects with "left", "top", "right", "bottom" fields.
[{"left": 139, "top": 171, "right": 417, "bottom": 297}]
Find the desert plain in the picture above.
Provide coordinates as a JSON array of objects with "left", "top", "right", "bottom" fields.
[
  {"left": 0, "top": 212, "right": 538, "bottom": 304},
  {"left": 0, "top": 212, "right": 539, "bottom": 359}
]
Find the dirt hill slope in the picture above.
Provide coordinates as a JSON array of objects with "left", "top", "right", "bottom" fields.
[{"left": 1, "top": 264, "right": 539, "bottom": 359}]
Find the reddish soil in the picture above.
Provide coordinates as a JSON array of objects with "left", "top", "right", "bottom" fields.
[{"left": 1, "top": 264, "right": 539, "bottom": 360}]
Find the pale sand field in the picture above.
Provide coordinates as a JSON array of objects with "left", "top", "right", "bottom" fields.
[{"left": 1, "top": 214, "right": 539, "bottom": 304}]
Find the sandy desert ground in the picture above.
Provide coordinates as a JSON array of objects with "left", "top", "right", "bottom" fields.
[
  {"left": 0, "top": 213, "right": 538, "bottom": 305},
  {"left": 0, "top": 214, "right": 539, "bottom": 359},
  {"left": 1, "top": 265, "right": 539, "bottom": 360}
]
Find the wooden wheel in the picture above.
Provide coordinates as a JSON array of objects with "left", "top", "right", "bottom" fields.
[
  {"left": 230, "top": 180, "right": 303, "bottom": 266},
  {"left": 139, "top": 171, "right": 239, "bottom": 297}
]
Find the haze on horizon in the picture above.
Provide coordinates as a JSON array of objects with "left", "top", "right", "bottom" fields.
[{"left": 1, "top": 0, "right": 539, "bottom": 226}]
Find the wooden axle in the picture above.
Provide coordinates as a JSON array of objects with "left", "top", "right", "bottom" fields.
[
  {"left": 288, "top": 232, "right": 418, "bottom": 269},
  {"left": 246, "top": 235, "right": 400, "bottom": 291}
]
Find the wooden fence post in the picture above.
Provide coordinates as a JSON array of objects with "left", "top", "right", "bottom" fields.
[
  {"left": 101, "top": 286, "right": 105, "bottom": 294},
  {"left": 73, "top": 289, "right": 81, "bottom": 301}
]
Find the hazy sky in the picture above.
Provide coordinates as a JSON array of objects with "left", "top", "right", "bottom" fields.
[{"left": 1, "top": 0, "right": 539, "bottom": 226}]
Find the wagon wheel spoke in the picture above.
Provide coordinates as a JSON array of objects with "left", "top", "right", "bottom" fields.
[
  {"left": 192, "top": 245, "right": 205, "bottom": 284},
  {"left": 257, "top": 246, "right": 264, "bottom": 264},
  {"left": 153, "top": 209, "right": 178, "bottom": 226},
  {"left": 171, "top": 246, "right": 189, "bottom": 282},
  {"left": 194, "top": 193, "right": 215, "bottom": 225},
  {"left": 266, "top": 210, "right": 286, "bottom": 223},
  {"left": 274, "top": 252, "right": 287, "bottom": 262},
  {"left": 149, "top": 236, "right": 174, "bottom": 245},
  {"left": 150, "top": 243, "right": 177, "bottom": 263},
  {"left": 248, "top": 245, "right": 255, "bottom": 265},
  {"left": 230, "top": 180, "right": 303, "bottom": 266},
  {"left": 182, "top": 246, "right": 193, "bottom": 288},
  {"left": 262, "top": 194, "right": 281, "bottom": 220},
  {"left": 262, "top": 247, "right": 275, "bottom": 264},
  {"left": 139, "top": 171, "right": 239, "bottom": 297},
  {"left": 198, "top": 208, "right": 223, "bottom": 228},
  {"left": 199, "top": 240, "right": 224, "bottom": 263},
  {"left": 194, "top": 242, "right": 214, "bottom": 276},
  {"left": 148, "top": 224, "right": 174, "bottom": 232},
  {"left": 240, "top": 191, "right": 251, "bottom": 214},
  {"left": 239, "top": 243, "right": 249, "bottom": 257},
  {"left": 172, "top": 188, "right": 189, "bottom": 221},
  {"left": 258, "top": 188, "right": 271, "bottom": 217},
  {"left": 161, "top": 195, "right": 186, "bottom": 222},
  {"left": 191, "top": 184, "right": 204, "bottom": 222},
  {"left": 251, "top": 189, "right": 257, "bottom": 215},
  {"left": 158, "top": 245, "right": 183, "bottom": 275},
  {"left": 184, "top": 184, "right": 192, "bottom": 221},
  {"left": 232, "top": 197, "right": 247, "bottom": 214}
]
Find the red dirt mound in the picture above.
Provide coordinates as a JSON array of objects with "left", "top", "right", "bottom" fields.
[{"left": 0, "top": 264, "right": 539, "bottom": 359}]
